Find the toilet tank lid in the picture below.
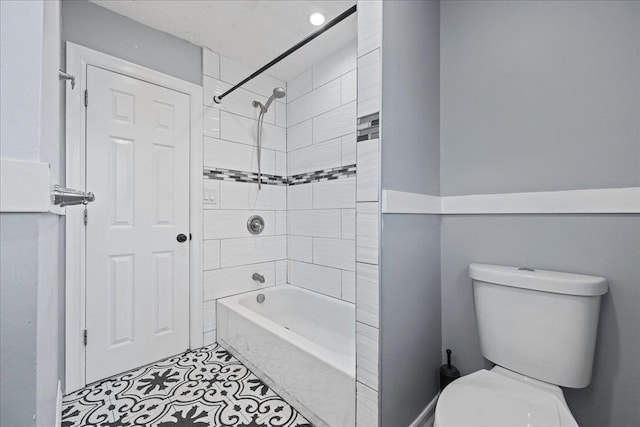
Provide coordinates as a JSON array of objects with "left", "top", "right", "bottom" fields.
[{"left": 469, "top": 264, "right": 608, "bottom": 296}]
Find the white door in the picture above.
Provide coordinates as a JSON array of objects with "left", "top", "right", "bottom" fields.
[{"left": 85, "top": 66, "right": 191, "bottom": 383}]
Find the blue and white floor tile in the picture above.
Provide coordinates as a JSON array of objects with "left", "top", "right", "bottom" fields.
[{"left": 62, "top": 343, "right": 312, "bottom": 427}]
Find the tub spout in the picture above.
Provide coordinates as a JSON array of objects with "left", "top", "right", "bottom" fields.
[{"left": 252, "top": 273, "right": 265, "bottom": 283}]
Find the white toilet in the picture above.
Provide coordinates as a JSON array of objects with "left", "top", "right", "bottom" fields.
[{"left": 435, "top": 263, "right": 608, "bottom": 427}]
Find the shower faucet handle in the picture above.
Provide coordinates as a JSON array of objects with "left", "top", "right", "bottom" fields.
[{"left": 247, "top": 215, "right": 265, "bottom": 234}]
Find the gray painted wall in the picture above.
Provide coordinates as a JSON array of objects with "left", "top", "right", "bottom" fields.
[
  {"left": 381, "top": 0, "right": 440, "bottom": 196},
  {"left": 1, "top": 1, "right": 62, "bottom": 425},
  {"left": 439, "top": 2, "right": 640, "bottom": 427},
  {"left": 0, "top": 215, "right": 40, "bottom": 427},
  {"left": 61, "top": 0, "right": 201, "bottom": 86},
  {"left": 441, "top": 215, "right": 640, "bottom": 427},
  {"left": 440, "top": 0, "right": 640, "bottom": 196},
  {"left": 380, "top": 2, "right": 441, "bottom": 426},
  {"left": 380, "top": 215, "right": 441, "bottom": 427}
]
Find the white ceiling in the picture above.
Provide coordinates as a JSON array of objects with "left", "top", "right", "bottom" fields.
[{"left": 89, "top": 0, "right": 357, "bottom": 82}]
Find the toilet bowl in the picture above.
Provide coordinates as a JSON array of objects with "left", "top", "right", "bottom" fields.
[
  {"left": 434, "top": 366, "right": 578, "bottom": 427},
  {"left": 434, "top": 264, "right": 608, "bottom": 427}
]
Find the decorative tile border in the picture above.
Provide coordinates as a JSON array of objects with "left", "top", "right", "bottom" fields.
[
  {"left": 357, "top": 112, "right": 379, "bottom": 142},
  {"left": 204, "top": 168, "right": 288, "bottom": 186},
  {"left": 203, "top": 164, "right": 357, "bottom": 187},
  {"left": 288, "top": 164, "right": 356, "bottom": 186}
]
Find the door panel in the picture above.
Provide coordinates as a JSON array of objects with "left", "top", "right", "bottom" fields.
[{"left": 85, "top": 66, "right": 190, "bottom": 384}]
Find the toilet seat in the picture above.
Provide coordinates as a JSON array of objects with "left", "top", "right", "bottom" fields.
[{"left": 434, "top": 367, "right": 578, "bottom": 427}]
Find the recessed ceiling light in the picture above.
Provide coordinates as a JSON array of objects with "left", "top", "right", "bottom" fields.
[{"left": 309, "top": 12, "right": 326, "bottom": 26}]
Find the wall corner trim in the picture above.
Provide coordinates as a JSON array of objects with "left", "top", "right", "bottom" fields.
[
  {"left": 382, "top": 187, "right": 640, "bottom": 215},
  {"left": 382, "top": 190, "right": 441, "bottom": 214},
  {"left": 0, "top": 158, "right": 64, "bottom": 214},
  {"left": 409, "top": 393, "right": 439, "bottom": 427}
]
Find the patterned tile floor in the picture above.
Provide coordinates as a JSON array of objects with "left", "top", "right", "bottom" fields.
[{"left": 62, "top": 343, "right": 312, "bottom": 427}]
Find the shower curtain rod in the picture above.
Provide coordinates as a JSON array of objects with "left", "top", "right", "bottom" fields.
[{"left": 213, "top": 4, "right": 357, "bottom": 104}]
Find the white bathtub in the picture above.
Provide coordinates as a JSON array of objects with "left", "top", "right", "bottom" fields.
[{"left": 217, "top": 285, "right": 355, "bottom": 427}]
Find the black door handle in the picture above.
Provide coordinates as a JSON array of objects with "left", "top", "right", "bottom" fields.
[{"left": 177, "top": 233, "right": 188, "bottom": 243}]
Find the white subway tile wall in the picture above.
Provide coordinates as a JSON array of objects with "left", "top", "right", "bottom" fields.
[
  {"left": 202, "top": 106, "right": 220, "bottom": 138},
  {"left": 204, "top": 262, "right": 276, "bottom": 301},
  {"left": 342, "top": 133, "right": 357, "bottom": 165},
  {"left": 203, "top": 330, "right": 217, "bottom": 346},
  {"left": 342, "top": 69, "right": 358, "bottom": 105},
  {"left": 203, "top": 239, "right": 221, "bottom": 270},
  {"left": 357, "top": 0, "right": 383, "bottom": 58},
  {"left": 287, "top": 79, "right": 341, "bottom": 126},
  {"left": 201, "top": 49, "right": 287, "bottom": 345},
  {"left": 287, "top": 184, "right": 313, "bottom": 210},
  {"left": 218, "top": 181, "right": 286, "bottom": 210},
  {"left": 287, "top": 119, "right": 313, "bottom": 151},
  {"left": 203, "top": 49, "right": 220, "bottom": 80},
  {"left": 357, "top": 381, "right": 379, "bottom": 427},
  {"left": 342, "top": 209, "right": 356, "bottom": 240},
  {"left": 341, "top": 270, "right": 356, "bottom": 303},
  {"left": 220, "top": 111, "right": 286, "bottom": 152},
  {"left": 313, "top": 102, "right": 357, "bottom": 143},
  {"left": 313, "top": 41, "right": 356, "bottom": 89},
  {"left": 275, "top": 211, "right": 287, "bottom": 235},
  {"left": 288, "top": 235, "right": 313, "bottom": 263},
  {"left": 288, "top": 209, "right": 343, "bottom": 238},
  {"left": 313, "top": 238, "right": 356, "bottom": 271},
  {"left": 275, "top": 260, "right": 288, "bottom": 285},
  {"left": 286, "top": 39, "right": 358, "bottom": 305},
  {"left": 204, "top": 137, "right": 279, "bottom": 176},
  {"left": 356, "top": 202, "right": 380, "bottom": 264},
  {"left": 355, "top": 2, "right": 382, "bottom": 425},
  {"left": 220, "top": 236, "right": 286, "bottom": 268},
  {"left": 356, "top": 138, "right": 380, "bottom": 202},
  {"left": 356, "top": 263, "right": 379, "bottom": 328},
  {"left": 288, "top": 138, "right": 343, "bottom": 176},
  {"left": 286, "top": 68, "right": 312, "bottom": 102},
  {"left": 288, "top": 260, "right": 342, "bottom": 298},
  {"left": 313, "top": 177, "right": 356, "bottom": 209},
  {"left": 356, "top": 321, "right": 379, "bottom": 390},
  {"left": 357, "top": 49, "right": 381, "bottom": 118},
  {"left": 203, "top": 300, "right": 217, "bottom": 333}
]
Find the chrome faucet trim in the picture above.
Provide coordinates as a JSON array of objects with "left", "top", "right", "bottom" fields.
[{"left": 252, "top": 273, "right": 265, "bottom": 283}]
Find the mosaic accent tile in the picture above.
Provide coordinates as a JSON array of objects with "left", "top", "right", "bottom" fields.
[
  {"left": 204, "top": 168, "right": 288, "bottom": 186},
  {"left": 61, "top": 343, "right": 311, "bottom": 427},
  {"left": 288, "top": 164, "right": 356, "bottom": 186},
  {"left": 357, "top": 112, "right": 379, "bottom": 142},
  {"left": 204, "top": 164, "right": 357, "bottom": 187}
]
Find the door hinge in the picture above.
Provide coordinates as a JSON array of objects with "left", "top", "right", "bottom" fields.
[
  {"left": 84, "top": 89, "right": 89, "bottom": 107},
  {"left": 83, "top": 207, "right": 88, "bottom": 226},
  {"left": 83, "top": 329, "right": 87, "bottom": 346}
]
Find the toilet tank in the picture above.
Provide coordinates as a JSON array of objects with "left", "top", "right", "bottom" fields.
[{"left": 469, "top": 264, "right": 608, "bottom": 388}]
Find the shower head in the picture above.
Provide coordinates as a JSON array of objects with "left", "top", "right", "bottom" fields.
[
  {"left": 272, "top": 87, "right": 286, "bottom": 99},
  {"left": 254, "top": 87, "right": 286, "bottom": 113}
]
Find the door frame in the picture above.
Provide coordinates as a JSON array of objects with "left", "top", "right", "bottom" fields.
[{"left": 65, "top": 42, "right": 203, "bottom": 392}]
